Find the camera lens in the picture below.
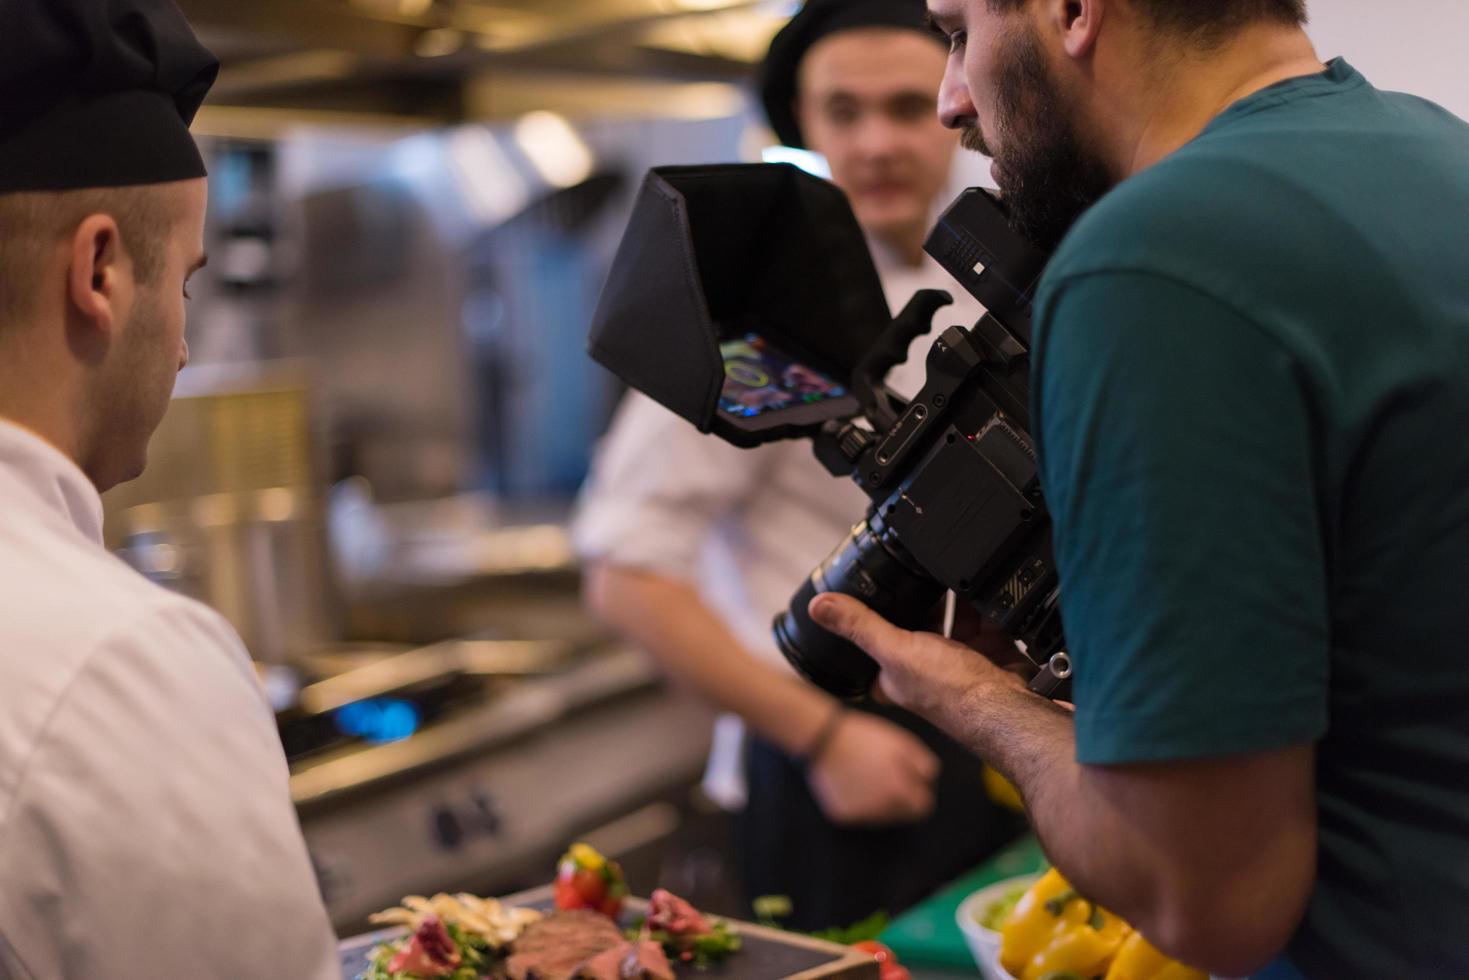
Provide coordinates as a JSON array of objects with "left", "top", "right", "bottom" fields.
[{"left": 773, "top": 517, "right": 945, "bottom": 700}]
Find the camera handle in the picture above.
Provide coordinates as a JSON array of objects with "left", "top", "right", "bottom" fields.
[{"left": 851, "top": 289, "right": 956, "bottom": 431}]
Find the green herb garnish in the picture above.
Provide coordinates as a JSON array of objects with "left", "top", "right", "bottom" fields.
[
  {"left": 630, "top": 920, "right": 742, "bottom": 970},
  {"left": 808, "top": 910, "right": 890, "bottom": 945},
  {"left": 357, "top": 922, "right": 489, "bottom": 980}
]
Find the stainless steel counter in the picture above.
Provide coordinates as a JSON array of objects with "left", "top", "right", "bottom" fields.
[{"left": 296, "top": 645, "right": 714, "bottom": 933}]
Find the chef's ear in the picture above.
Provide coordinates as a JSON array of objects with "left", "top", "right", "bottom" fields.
[{"left": 68, "top": 214, "right": 126, "bottom": 335}]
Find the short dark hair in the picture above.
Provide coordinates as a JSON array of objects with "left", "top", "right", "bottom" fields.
[
  {"left": 0, "top": 186, "right": 176, "bottom": 322},
  {"left": 990, "top": 0, "right": 1308, "bottom": 44}
]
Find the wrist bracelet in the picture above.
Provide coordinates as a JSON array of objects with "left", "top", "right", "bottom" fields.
[{"left": 802, "top": 703, "right": 846, "bottom": 767}]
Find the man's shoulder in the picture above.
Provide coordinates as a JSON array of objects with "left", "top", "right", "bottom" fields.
[
  {"left": 0, "top": 537, "right": 258, "bottom": 807},
  {"left": 0, "top": 581, "right": 274, "bottom": 872},
  {"left": 1045, "top": 144, "right": 1311, "bottom": 290},
  {"left": 1038, "top": 86, "right": 1469, "bottom": 367},
  {"left": 1046, "top": 71, "right": 1469, "bottom": 294},
  {"left": 0, "top": 524, "right": 245, "bottom": 679},
  {"left": 1034, "top": 136, "right": 1385, "bottom": 370}
]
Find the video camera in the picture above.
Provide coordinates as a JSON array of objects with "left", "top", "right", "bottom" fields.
[{"left": 589, "top": 164, "right": 1071, "bottom": 701}]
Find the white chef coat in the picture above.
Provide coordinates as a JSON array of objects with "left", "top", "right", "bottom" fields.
[
  {"left": 0, "top": 420, "right": 339, "bottom": 980},
  {"left": 573, "top": 241, "right": 985, "bottom": 808}
]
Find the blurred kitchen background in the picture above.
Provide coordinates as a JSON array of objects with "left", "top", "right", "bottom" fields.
[{"left": 97, "top": 0, "right": 1469, "bottom": 940}]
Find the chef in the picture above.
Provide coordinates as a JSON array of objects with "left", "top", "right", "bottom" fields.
[
  {"left": 575, "top": 0, "right": 1022, "bottom": 930},
  {"left": 0, "top": 1, "right": 339, "bottom": 976}
]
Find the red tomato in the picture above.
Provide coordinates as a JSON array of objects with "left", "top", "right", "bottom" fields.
[
  {"left": 599, "top": 894, "right": 624, "bottom": 918},
  {"left": 851, "top": 940, "right": 894, "bottom": 964},
  {"left": 851, "top": 941, "right": 909, "bottom": 980},
  {"left": 553, "top": 876, "right": 581, "bottom": 911},
  {"left": 571, "top": 868, "right": 608, "bottom": 906}
]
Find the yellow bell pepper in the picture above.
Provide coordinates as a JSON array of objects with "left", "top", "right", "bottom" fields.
[
  {"left": 999, "top": 869, "right": 1132, "bottom": 980},
  {"left": 1103, "top": 930, "right": 1208, "bottom": 980},
  {"left": 983, "top": 765, "right": 1026, "bottom": 813},
  {"left": 566, "top": 842, "right": 606, "bottom": 871}
]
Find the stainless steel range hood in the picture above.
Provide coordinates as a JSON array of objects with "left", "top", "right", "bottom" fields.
[{"left": 178, "top": 0, "right": 791, "bottom": 135}]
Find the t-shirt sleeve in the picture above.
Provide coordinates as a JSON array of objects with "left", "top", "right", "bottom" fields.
[
  {"left": 571, "top": 391, "right": 769, "bottom": 581},
  {"left": 0, "top": 603, "right": 340, "bottom": 979},
  {"left": 1033, "top": 270, "right": 1331, "bottom": 765}
]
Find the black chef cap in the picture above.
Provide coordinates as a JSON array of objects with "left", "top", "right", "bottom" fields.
[
  {"left": 0, "top": 0, "right": 219, "bottom": 194},
  {"left": 759, "top": 0, "right": 941, "bottom": 149}
]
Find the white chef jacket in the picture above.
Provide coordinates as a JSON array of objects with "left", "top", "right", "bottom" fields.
[
  {"left": 0, "top": 420, "right": 339, "bottom": 979},
  {"left": 573, "top": 242, "right": 985, "bottom": 808}
]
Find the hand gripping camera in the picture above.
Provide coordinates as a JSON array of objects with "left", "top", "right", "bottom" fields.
[{"left": 589, "top": 164, "right": 1071, "bottom": 701}]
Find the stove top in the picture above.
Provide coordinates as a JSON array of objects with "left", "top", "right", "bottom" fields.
[
  {"left": 281, "top": 639, "right": 663, "bottom": 811},
  {"left": 276, "top": 636, "right": 582, "bottom": 762}
]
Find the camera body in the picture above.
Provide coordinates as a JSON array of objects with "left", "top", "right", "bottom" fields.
[{"left": 589, "top": 164, "right": 1070, "bottom": 700}]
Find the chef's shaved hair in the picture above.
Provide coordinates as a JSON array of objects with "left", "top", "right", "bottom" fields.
[{"left": 0, "top": 185, "right": 179, "bottom": 325}]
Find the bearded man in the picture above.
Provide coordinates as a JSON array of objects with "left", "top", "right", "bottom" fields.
[{"left": 811, "top": 1, "right": 1469, "bottom": 977}]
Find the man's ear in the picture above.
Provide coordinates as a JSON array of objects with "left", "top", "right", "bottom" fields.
[
  {"left": 67, "top": 214, "right": 124, "bottom": 335},
  {"left": 1039, "top": 0, "right": 1104, "bottom": 60}
]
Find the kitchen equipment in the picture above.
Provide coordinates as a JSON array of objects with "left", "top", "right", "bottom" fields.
[
  {"left": 295, "top": 638, "right": 577, "bottom": 715},
  {"left": 105, "top": 364, "right": 339, "bottom": 664},
  {"left": 289, "top": 640, "right": 716, "bottom": 933},
  {"left": 120, "top": 486, "right": 336, "bottom": 665}
]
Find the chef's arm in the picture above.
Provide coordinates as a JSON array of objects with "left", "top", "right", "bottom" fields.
[
  {"left": 809, "top": 595, "right": 1318, "bottom": 976},
  {"left": 583, "top": 561, "right": 836, "bottom": 755},
  {"left": 585, "top": 562, "right": 943, "bottom": 824}
]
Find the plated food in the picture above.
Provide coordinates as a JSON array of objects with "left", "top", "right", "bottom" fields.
[
  {"left": 642, "top": 888, "right": 740, "bottom": 968},
  {"left": 361, "top": 843, "right": 740, "bottom": 980},
  {"left": 365, "top": 893, "right": 543, "bottom": 979}
]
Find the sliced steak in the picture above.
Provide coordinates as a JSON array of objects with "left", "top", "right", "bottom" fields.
[
  {"left": 576, "top": 940, "right": 675, "bottom": 980},
  {"left": 505, "top": 911, "right": 624, "bottom": 980}
]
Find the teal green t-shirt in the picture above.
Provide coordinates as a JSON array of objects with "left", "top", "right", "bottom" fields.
[{"left": 1032, "top": 60, "right": 1469, "bottom": 978}]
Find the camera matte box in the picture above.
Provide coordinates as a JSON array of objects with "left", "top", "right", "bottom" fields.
[{"left": 588, "top": 164, "right": 893, "bottom": 447}]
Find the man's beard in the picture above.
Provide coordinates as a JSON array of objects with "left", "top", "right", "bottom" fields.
[{"left": 962, "top": 27, "right": 1114, "bottom": 253}]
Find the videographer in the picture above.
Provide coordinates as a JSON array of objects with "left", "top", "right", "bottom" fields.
[
  {"left": 575, "top": 0, "right": 1023, "bottom": 929},
  {"left": 810, "top": 0, "right": 1469, "bottom": 977}
]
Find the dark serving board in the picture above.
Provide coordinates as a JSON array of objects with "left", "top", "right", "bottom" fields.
[{"left": 339, "top": 887, "right": 879, "bottom": 980}]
